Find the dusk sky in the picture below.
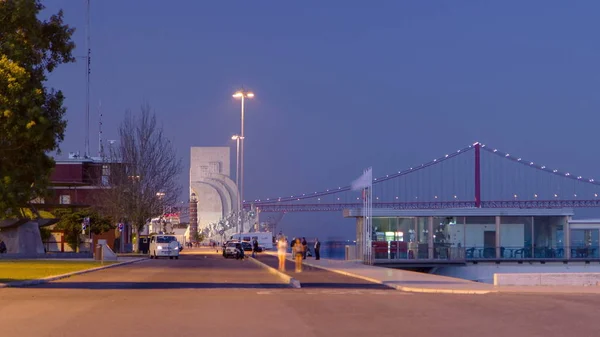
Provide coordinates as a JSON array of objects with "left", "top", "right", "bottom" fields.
[{"left": 43, "top": 1, "right": 600, "bottom": 240}]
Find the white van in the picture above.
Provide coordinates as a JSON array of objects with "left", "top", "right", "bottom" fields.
[
  {"left": 149, "top": 234, "right": 180, "bottom": 259},
  {"left": 230, "top": 232, "right": 274, "bottom": 250}
]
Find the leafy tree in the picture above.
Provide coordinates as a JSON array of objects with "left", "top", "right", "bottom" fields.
[
  {"left": 54, "top": 208, "right": 112, "bottom": 251},
  {"left": 94, "top": 104, "right": 182, "bottom": 251},
  {"left": 192, "top": 230, "right": 205, "bottom": 243},
  {"left": 0, "top": 0, "right": 75, "bottom": 218}
]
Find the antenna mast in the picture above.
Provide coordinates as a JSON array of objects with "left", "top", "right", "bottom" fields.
[
  {"left": 98, "top": 100, "right": 103, "bottom": 158},
  {"left": 84, "top": 0, "right": 91, "bottom": 157}
]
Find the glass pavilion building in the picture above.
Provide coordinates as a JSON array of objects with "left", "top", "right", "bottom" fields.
[{"left": 344, "top": 207, "right": 600, "bottom": 263}]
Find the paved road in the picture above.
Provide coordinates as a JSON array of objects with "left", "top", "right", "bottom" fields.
[{"left": 1, "top": 251, "right": 600, "bottom": 337}]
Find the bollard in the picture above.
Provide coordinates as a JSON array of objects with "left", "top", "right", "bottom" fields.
[{"left": 95, "top": 244, "right": 103, "bottom": 264}]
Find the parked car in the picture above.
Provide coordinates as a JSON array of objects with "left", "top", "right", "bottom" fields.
[{"left": 223, "top": 241, "right": 241, "bottom": 258}]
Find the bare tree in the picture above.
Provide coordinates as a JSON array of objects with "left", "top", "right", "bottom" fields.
[{"left": 95, "top": 103, "right": 182, "bottom": 251}]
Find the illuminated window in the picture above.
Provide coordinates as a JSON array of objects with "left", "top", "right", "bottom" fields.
[{"left": 60, "top": 195, "right": 71, "bottom": 204}]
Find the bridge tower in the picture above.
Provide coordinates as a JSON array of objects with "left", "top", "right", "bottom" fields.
[{"left": 474, "top": 142, "right": 481, "bottom": 208}]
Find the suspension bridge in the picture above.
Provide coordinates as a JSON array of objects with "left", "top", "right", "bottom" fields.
[{"left": 241, "top": 142, "right": 600, "bottom": 213}]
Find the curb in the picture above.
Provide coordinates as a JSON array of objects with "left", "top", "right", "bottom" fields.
[
  {"left": 296, "top": 259, "right": 495, "bottom": 295},
  {"left": 1, "top": 257, "right": 148, "bottom": 288},
  {"left": 248, "top": 257, "right": 301, "bottom": 288}
]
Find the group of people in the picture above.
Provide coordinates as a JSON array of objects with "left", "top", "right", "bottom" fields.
[{"left": 277, "top": 236, "right": 321, "bottom": 273}]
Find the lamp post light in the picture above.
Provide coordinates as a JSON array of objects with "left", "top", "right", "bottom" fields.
[
  {"left": 231, "top": 135, "right": 244, "bottom": 233},
  {"left": 232, "top": 90, "right": 254, "bottom": 233}
]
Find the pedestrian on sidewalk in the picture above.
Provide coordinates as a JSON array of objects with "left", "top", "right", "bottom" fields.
[
  {"left": 302, "top": 237, "right": 308, "bottom": 260},
  {"left": 314, "top": 238, "right": 321, "bottom": 260},
  {"left": 277, "top": 237, "right": 288, "bottom": 271},
  {"left": 252, "top": 239, "right": 259, "bottom": 258},
  {"left": 294, "top": 238, "right": 303, "bottom": 272}
]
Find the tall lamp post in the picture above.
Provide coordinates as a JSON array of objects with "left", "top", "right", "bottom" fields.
[
  {"left": 156, "top": 192, "right": 166, "bottom": 233},
  {"left": 231, "top": 135, "right": 244, "bottom": 233},
  {"left": 232, "top": 90, "right": 254, "bottom": 233}
]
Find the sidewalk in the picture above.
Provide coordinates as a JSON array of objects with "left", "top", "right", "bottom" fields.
[
  {"left": 267, "top": 252, "right": 600, "bottom": 295},
  {"left": 254, "top": 254, "right": 390, "bottom": 289},
  {"left": 265, "top": 252, "right": 492, "bottom": 294}
]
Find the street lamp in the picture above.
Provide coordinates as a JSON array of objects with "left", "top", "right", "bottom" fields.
[
  {"left": 232, "top": 90, "right": 254, "bottom": 233},
  {"left": 231, "top": 134, "right": 244, "bottom": 232}
]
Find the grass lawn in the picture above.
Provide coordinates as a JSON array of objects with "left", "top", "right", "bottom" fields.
[{"left": 0, "top": 260, "right": 117, "bottom": 284}]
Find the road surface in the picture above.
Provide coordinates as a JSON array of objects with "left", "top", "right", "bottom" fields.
[{"left": 1, "top": 251, "right": 599, "bottom": 337}]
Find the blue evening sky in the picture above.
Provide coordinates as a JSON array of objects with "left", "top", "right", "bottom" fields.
[{"left": 42, "top": 1, "right": 600, "bottom": 240}]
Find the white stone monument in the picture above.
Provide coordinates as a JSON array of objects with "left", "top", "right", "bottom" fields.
[{"left": 190, "top": 147, "right": 239, "bottom": 236}]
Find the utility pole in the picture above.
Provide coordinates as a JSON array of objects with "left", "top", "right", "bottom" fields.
[{"left": 84, "top": 0, "right": 91, "bottom": 157}]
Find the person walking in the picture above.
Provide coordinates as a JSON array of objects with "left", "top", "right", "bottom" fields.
[
  {"left": 252, "top": 239, "right": 259, "bottom": 258},
  {"left": 293, "top": 238, "right": 303, "bottom": 272},
  {"left": 277, "top": 237, "right": 288, "bottom": 271},
  {"left": 314, "top": 238, "right": 321, "bottom": 260},
  {"left": 301, "top": 237, "right": 308, "bottom": 260}
]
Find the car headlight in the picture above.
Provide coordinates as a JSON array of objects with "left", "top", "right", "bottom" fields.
[
  {"left": 157, "top": 246, "right": 163, "bottom": 250},
  {"left": 174, "top": 246, "right": 179, "bottom": 250}
]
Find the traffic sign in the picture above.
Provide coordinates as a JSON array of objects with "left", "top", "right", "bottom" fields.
[{"left": 118, "top": 223, "right": 124, "bottom": 231}]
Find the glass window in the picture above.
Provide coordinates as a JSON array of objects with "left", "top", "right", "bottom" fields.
[
  {"left": 464, "top": 216, "right": 496, "bottom": 259},
  {"left": 156, "top": 236, "right": 176, "bottom": 243},
  {"left": 533, "top": 216, "right": 565, "bottom": 258},
  {"left": 59, "top": 195, "right": 71, "bottom": 204},
  {"left": 499, "top": 216, "right": 533, "bottom": 259}
]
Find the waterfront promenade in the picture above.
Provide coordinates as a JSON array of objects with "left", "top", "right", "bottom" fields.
[
  {"left": 265, "top": 251, "right": 600, "bottom": 294},
  {"left": 1, "top": 248, "right": 600, "bottom": 336}
]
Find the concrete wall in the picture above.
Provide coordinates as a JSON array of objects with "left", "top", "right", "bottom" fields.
[
  {"left": 434, "top": 262, "right": 600, "bottom": 284},
  {"left": 494, "top": 273, "right": 600, "bottom": 286},
  {"left": 191, "top": 182, "right": 223, "bottom": 230},
  {"left": 0, "top": 221, "right": 45, "bottom": 254},
  {"left": 190, "top": 147, "right": 231, "bottom": 181},
  {"left": 190, "top": 147, "right": 232, "bottom": 232}
]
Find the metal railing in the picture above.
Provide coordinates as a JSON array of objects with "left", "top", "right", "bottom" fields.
[
  {"left": 368, "top": 243, "right": 600, "bottom": 262},
  {"left": 370, "top": 244, "right": 465, "bottom": 261}
]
